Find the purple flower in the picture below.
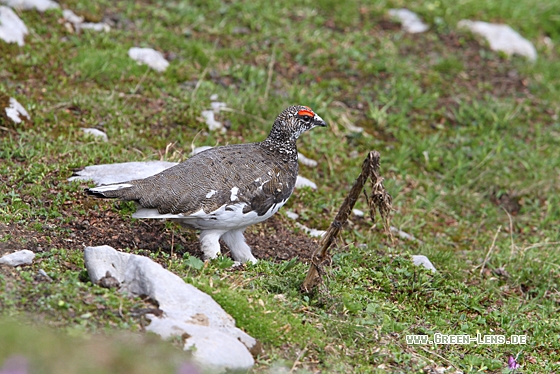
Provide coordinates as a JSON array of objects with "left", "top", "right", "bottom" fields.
[
  {"left": 175, "top": 362, "right": 200, "bottom": 374},
  {"left": 508, "top": 356, "right": 520, "bottom": 370},
  {"left": 0, "top": 355, "right": 29, "bottom": 374}
]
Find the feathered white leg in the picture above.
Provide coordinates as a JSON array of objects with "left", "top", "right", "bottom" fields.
[
  {"left": 221, "top": 229, "right": 257, "bottom": 264},
  {"left": 199, "top": 230, "right": 226, "bottom": 260}
]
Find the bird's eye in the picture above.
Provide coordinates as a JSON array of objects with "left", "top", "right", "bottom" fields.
[{"left": 302, "top": 115, "right": 312, "bottom": 122}]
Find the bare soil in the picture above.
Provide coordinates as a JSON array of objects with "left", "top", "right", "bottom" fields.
[{"left": 0, "top": 187, "right": 321, "bottom": 269}]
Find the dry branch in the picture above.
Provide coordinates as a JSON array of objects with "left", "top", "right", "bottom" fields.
[{"left": 301, "top": 151, "right": 392, "bottom": 293}]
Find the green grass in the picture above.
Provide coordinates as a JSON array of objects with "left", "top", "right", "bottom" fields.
[{"left": 1, "top": 0, "right": 560, "bottom": 372}]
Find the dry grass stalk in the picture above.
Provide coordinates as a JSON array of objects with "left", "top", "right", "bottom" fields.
[{"left": 301, "top": 151, "right": 392, "bottom": 292}]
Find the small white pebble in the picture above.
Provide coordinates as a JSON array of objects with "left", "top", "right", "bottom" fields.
[
  {"left": 390, "top": 226, "right": 423, "bottom": 243},
  {"left": 352, "top": 209, "right": 364, "bottom": 217},
  {"left": 209, "top": 94, "right": 219, "bottom": 101},
  {"left": 81, "top": 22, "right": 110, "bottom": 32},
  {"left": 38, "top": 268, "right": 53, "bottom": 281},
  {"left": 210, "top": 101, "right": 227, "bottom": 113},
  {"left": 388, "top": 8, "right": 429, "bottom": 34},
  {"left": 4, "top": 97, "right": 30, "bottom": 123},
  {"left": 296, "top": 223, "right": 326, "bottom": 238},
  {"left": 285, "top": 211, "right": 299, "bottom": 220},
  {"left": 412, "top": 255, "right": 437, "bottom": 273},
  {"left": 62, "top": 9, "right": 83, "bottom": 25},
  {"left": 201, "top": 110, "right": 225, "bottom": 132},
  {"left": 295, "top": 176, "right": 317, "bottom": 190},
  {"left": 128, "top": 47, "right": 169, "bottom": 72},
  {"left": 82, "top": 128, "right": 108, "bottom": 141}
]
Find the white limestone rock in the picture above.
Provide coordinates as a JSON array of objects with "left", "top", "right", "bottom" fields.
[
  {"left": 83, "top": 245, "right": 256, "bottom": 372},
  {"left": 0, "top": 250, "right": 35, "bottom": 266},
  {"left": 295, "top": 175, "right": 317, "bottom": 190},
  {"left": 458, "top": 20, "right": 537, "bottom": 61},
  {"left": 0, "top": 0, "right": 59, "bottom": 12},
  {"left": 68, "top": 161, "right": 178, "bottom": 185},
  {"left": 412, "top": 255, "right": 437, "bottom": 273},
  {"left": 82, "top": 128, "right": 108, "bottom": 142},
  {"left": 388, "top": 9, "right": 429, "bottom": 34},
  {"left": 84, "top": 245, "right": 130, "bottom": 284},
  {"left": 4, "top": 97, "right": 30, "bottom": 123},
  {"left": 148, "top": 321, "right": 254, "bottom": 372},
  {"left": 0, "top": 6, "right": 28, "bottom": 46},
  {"left": 128, "top": 47, "right": 169, "bottom": 72}
]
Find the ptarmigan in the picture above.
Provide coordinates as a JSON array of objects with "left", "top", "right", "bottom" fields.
[{"left": 86, "top": 105, "right": 327, "bottom": 263}]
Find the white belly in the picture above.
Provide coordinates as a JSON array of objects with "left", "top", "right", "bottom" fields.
[{"left": 132, "top": 199, "right": 288, "bottom": 231}]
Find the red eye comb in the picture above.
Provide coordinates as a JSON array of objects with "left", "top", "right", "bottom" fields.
[{"left": 297, "top": 108, "right": 315, "bottom": 117}]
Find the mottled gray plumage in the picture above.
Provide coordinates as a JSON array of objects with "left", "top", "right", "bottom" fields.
[
  {"left": 99, "top": 144, "right": 295, "bottom": 217},
  {"left": 86, "top": 105, "right": 326, "bottom": 263}
]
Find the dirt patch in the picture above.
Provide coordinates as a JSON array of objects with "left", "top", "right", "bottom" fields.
[
  {"left": 400, "top": 31, "right": 532, "bottom": 99},
  {"left": 0, "top": 188, "right": 320, "bottom": 269}
]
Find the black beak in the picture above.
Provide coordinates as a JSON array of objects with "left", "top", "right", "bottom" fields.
[{"left": 314, "top": 114, "right": 327, "bottom": 127}]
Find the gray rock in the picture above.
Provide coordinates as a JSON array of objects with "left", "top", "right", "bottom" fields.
[
  {"left": 68, "top": 161, "right": 178, "bottom": 185},
  {"left": 412, "top": 255, "right": 437, "bottom": 273},
  {"left": 0, "top": 250, "right": 35, "bottom": 266},
  {"left": 0, "top": 6, "right": 28, "bottom": 46},
  {"left": 458, "top": 20, "right": 537, "bottom": 61},
  {"left": 83, "top": 245, "right": 256, "bottom": 372},
  {"left": 388, "top": 9, "right": 429, "bottom": 34},
  {"left": 84, "top": 245, "right": 130, "bottom": 284},
  {"left": 37, "top": 269, "right": 53, "bottom": 282},
  {"left": 0, "top": 0, "right": 59, "bottom": 12},
  {"left": 128, "top": 47, "right": 169, "bottom": 72}
]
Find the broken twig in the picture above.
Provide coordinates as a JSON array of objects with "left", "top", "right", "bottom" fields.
[{"left": 301, "top": 151, "right": 392, "bottom": 292}]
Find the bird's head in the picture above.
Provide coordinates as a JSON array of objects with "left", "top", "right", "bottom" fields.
[{"left": 268, "top": 105, "right": 327, "bottom": 142}]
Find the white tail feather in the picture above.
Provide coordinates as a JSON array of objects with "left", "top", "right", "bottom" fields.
[
  {"left": 90, "top": 183, "right": 133, "bottom": 193},
  {"left": 132, "top": 208, "right": 185, "bottom": 219}
]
